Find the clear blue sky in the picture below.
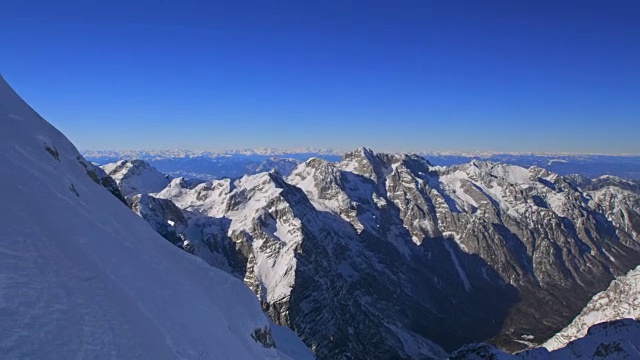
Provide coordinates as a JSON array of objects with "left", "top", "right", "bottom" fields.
[{"left": 1, "top": 0, "right": 639, "bottom": 154}]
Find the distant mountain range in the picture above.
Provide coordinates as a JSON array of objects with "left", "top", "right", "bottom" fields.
[
  {"left": 82, "top": 148, "right": 345, "bottom": 159},
  {"left": 82, "top": 148, "right": 640, "bottom": 159},
  {"left": 83, "top": 149, "right": 640, "bottom": 180}
]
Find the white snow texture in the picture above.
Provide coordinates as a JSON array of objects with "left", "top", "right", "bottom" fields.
[{"left": 0, "top": 74, "right": 313, "bottom": 360}]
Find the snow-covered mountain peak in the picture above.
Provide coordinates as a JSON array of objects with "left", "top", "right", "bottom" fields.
[
  {"left": 153, "top": 171, "right": 310, "bottom": 307},
  {"left": 101, "top": 159, "right": 171, "bottom": 197},
  {"left": 339, "top": 147, "right": 393, "bottom": 182},
  {"left": 343, "top": 146, "right": 376, "bottom": 159}
]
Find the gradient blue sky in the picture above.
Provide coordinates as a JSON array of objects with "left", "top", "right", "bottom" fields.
[{"left": 1, "top": 0, "right": 639, "bottom": 153}]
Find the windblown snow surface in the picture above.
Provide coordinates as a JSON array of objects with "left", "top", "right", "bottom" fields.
[{"left": 0, "top": 74, "right": 312, "bottom": 360}]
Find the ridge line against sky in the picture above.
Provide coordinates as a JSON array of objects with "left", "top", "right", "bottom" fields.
[{"left": 2, "top": 1, "right": 639, "bottom": 154}]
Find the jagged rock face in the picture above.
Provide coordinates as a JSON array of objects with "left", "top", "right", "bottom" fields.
[
  {"left": 129, "top": 194, "right": 190, "bottom": 249},
  {"left": 588, "top": 187, "right": 640, "bottom": 243},
  {"left": 451, "top": 318, "right": 640, "bottom": 359},
  {"left": 129, "top": 148, "right": 640, "bottom": 359},
  {"left": 101, "top": 159, "right": 171, "bottom": 197},
  {"left": 543, "top": 265, "right": 640, "bottom": 351},
  {"left": 77, "top": 155, "right": 128, "bottom": 204}
]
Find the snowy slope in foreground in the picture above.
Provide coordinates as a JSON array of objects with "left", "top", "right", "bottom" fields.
[
  {"left": 0, "top": 75, "right": 312, "bottom": 359},
  {"left": 543, "top": 265, "right": 640, "bottom": 351}
]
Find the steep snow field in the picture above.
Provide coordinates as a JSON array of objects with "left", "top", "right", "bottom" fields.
[{"left": 0, "top": 75, "right": 312, "bottom": 359}]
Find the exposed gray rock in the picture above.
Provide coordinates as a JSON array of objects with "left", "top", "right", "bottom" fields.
[
  {"left": 129, "top": 193, "right": 189, "bottom": 247},
  {"left": 77, "top": 155, "right": 128, "bottom": 205}
]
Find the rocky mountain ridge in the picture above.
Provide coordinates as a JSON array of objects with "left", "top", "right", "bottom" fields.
[{"left": 110, "top": 148, "right": 640, "bottom": 359}]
